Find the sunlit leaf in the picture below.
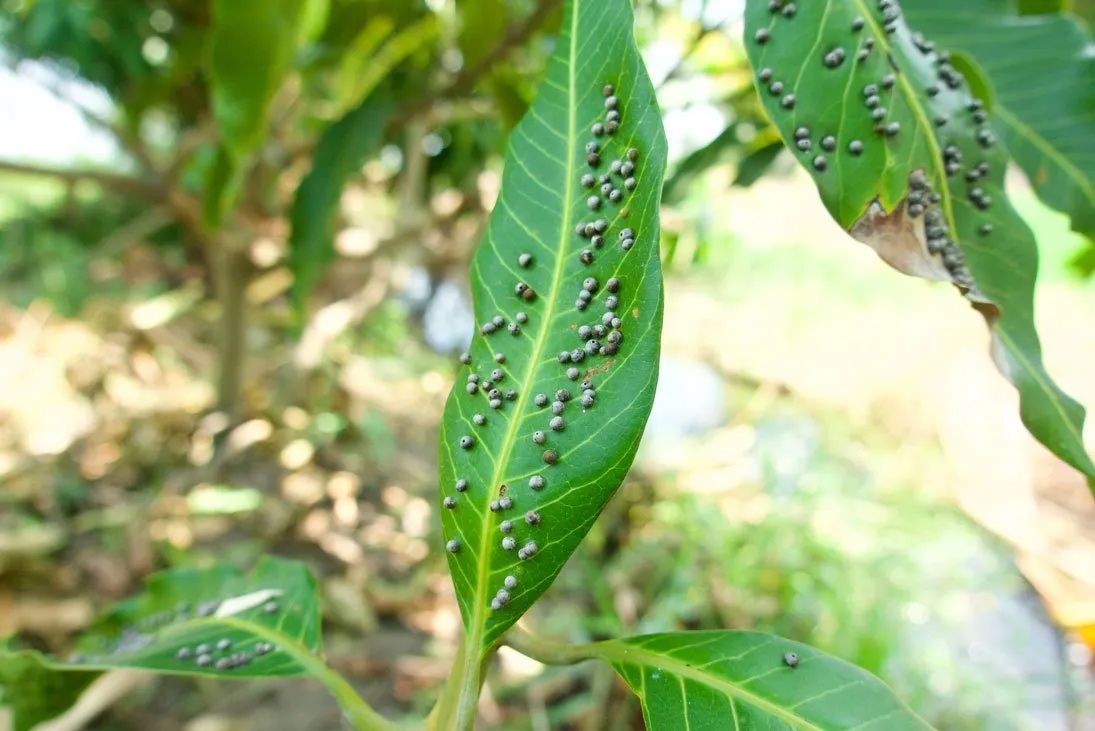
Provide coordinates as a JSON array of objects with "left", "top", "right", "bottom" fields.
[
  {"left": 596, "top": 631, "right": 933, "bottom": 730},
  {"left": 903, "top": 0, "right": 1095, "bottom": 240},
  {"left": 744, "top": 0, "right": 1094, "bottom": 481},
  {"left": 438, "top": 0, "right": 667, "bottom": 664}
]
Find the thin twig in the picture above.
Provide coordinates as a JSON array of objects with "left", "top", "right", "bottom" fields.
[{"left": 0, "top": 159, "right": 164, "bottom": 198}]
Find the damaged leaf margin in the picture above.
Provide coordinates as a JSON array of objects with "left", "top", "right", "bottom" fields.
[{"left": 744, "top": 0, "right": 1094, "bottom": 482}]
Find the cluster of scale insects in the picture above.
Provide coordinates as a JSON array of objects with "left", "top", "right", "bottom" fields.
[
  {"left": 70, "top": 598, "right": 282, "bottom": 672},
  {"left": 753, "top": 0, "right": 998, "bottom": 288},
  {"left": 443, "top": 82, "right": 642, "bottom": 613}
]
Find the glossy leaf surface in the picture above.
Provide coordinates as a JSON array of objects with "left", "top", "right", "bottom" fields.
[
  {"left": 597, "top": 631, "right": 933, "bottom": 730},
  {"left": 744, "top": 0, "right": 1094, "bottom": 481},
  {"left": 438, "top": 0, "right": 667, "bottom": 655},
  {"left": 904, "top": 0, "right": 1095, "bottom": 239}
]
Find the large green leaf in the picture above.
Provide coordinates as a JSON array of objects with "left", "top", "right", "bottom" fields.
[
  {"left": 288, "top": 97, "right": 393, "bottom": 321},
  {"left": 207, "top": 0, "right": 312, "bottom": 160},
  {"left": 903, "top": 0, "right": 1095, "bottom": 239},
  {"left": 1, "top": 558, "right": 391, "bottom": 730},
  {"left": 744, "top": 0, "right": 1094, "bottom": 481},
  {"left": 0, "top": 647, "right": 96, "bottom": 731},
  {"left": 438, "top": 0, "right": 666, "bottom": 660},
  {"left": 594, "top": 631, "right": 932, "bottom": 730},
  {"left": 60, "top": 556, "right": 321, "bottom": 677}
]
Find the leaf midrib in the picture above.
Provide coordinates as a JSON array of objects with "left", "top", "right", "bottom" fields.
[
  {"left": 995, "top": 106, "right": 1095, "bottom": 206},
  {"left": 464, "top": 0, "right": 581, "bottom": 659},
  {"left": 847, "top": 0, "right": 956, "bottom": 234},
  {"left": 42, "top": 615, "right": 316, "bottom": 679},
  {"left": 596, "top": 641, "right": 825, "bottom": 730},
  {"left": 844, "top": 0, "right": 1090, "bottom": 457}
]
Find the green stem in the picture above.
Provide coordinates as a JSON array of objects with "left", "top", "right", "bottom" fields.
[
  {"left": 502, "top": 627, "right": 596, "bottom": 666},
  {"left": 308, "top": 658, "right": 400, "bottom": 731},
  {"left": 214, "top": 619, "right": 399, "bottom": 731},
  {"left": 428, "top": 635, "right": 495, "bottom": 731}
]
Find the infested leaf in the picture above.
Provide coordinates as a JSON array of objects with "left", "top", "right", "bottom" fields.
[
  {"left": 744, "top": 0, "right": 1094, "bottom": 482},
  {"left": 903, "top": 0, "right": 1095, "bottom": 241},
  {"left": 438, "top": 0, "right": 667, "bottom": 665},
  {"left": 594, "top": 631, "right": 933, "bottom": 730}
]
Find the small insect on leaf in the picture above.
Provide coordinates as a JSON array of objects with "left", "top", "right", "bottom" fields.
[
  {"left": 438, "top": 0, "right": 668, "bottom": 659},
  {"left": 591, "top": 631, "right": 933, "bottom": 730},
  {"left": 744, "top": 0, "right": 1095, "bottom": 483}
]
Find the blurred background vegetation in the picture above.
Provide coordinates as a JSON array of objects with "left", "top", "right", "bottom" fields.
[{"left": 0, "top": 0, "right": 1093, "bottom": 729}]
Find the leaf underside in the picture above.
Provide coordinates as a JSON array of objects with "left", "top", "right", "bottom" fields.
[
  {"left": 903, "top": 0, "right": 1095, "bottom": 240},
  {"left": 744, "top": 0, "right": 1094, "bottom": 481},
  {"left": 16, "top": 557, "right": 323, "bottom": 680},
  {"left": 439, "top": 0, "right": 667, "bottom": 654},
  {"left": 597, "top": 631, "right": 933, "bottom": 730}
]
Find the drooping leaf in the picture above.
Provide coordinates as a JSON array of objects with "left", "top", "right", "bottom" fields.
[
  {"left": 334, "top": 15, "right": 438, "bottom": 119},
  {"left": 438, "top": 0, "right": 667, "bottom": 665},
  {"left": 0, "top": 646, "right": 96, "bottom": 731},
  {"left": 59, "top": 556, "right": 322, "bottom": 678},
  {"left": 288, "top": 97, "right": 393, "bottom": 322},
  {"left": 732, "top": 140, "right": 784, "bottom": 188},
  {"left": 2, "top": 558, "right": 391, "bottom": 730},
  {"left": 744, "top": 0, "right": 1094, "bottom": 481},
  {"left": 594, "top": 631, "right": 933, "bottom": 730},
  {"left": 903, "top": 0, "right": 1095, "bottom": 240},
  {"left": 207, "top": 0, "right": 312, "bottom": 161},
  {"left": 663, "top": 124, "right": 741, "bottom": 204}
]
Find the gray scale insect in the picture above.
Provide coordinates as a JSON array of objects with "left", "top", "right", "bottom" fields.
[
  {"left": 502, "top": 536, "right": 516, "bottom": 551},
  {"left": 500, "top": 495, "right": 513, "bottom": 510},
  {"left": 550, "top": 416, "right": 565, "bottom": 431},
  {"left": 552, "top": 400, "right": 566, "bottom": 415},
  {"left": 532, "top": 430, "right": 546, "bottom": 445},
  {"left": 504, "top": 575, "right": 518, "bottom": 589},
  {"left": 446, "top": 539, "right": 461, "bottom": 553},
  {"left": 443, "top": 496, "right": 457, "bottom": 509},
  {"left": 529, "top": 475, "right": 545, "bottom": 490},
  {"left": 456, "top": 478, "right": 468, "bottom": 492}
]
